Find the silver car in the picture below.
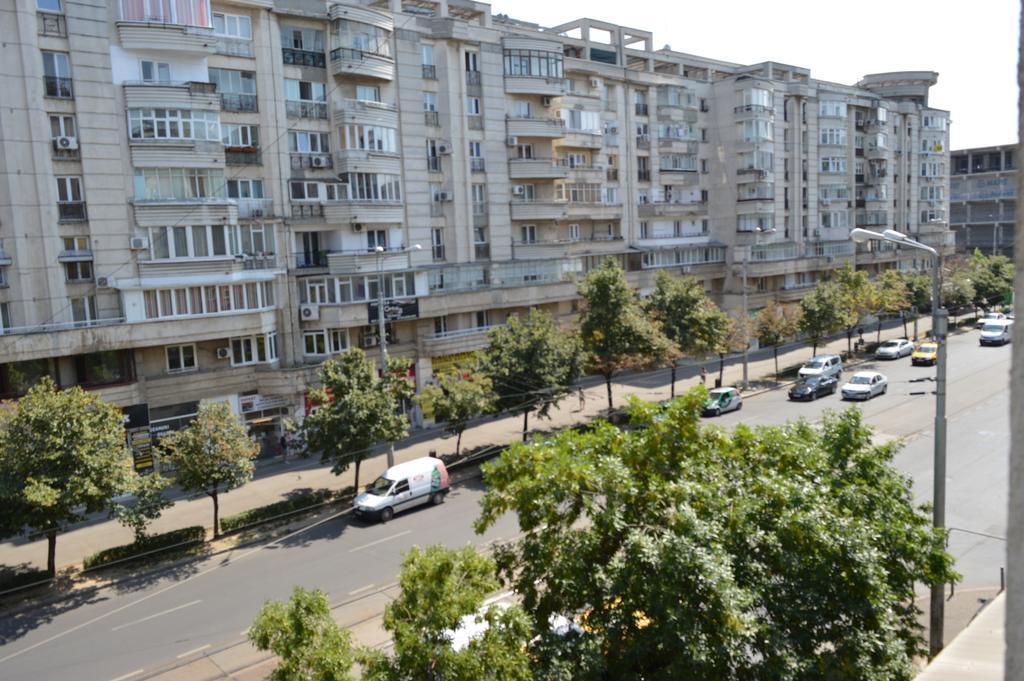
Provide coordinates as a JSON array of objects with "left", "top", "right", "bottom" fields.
[
  {"left": 841, "top": 371, "right": 888, "bottom": 401},
  {"left": 875, "top": 338, "right": 913, "bottom": 360}
]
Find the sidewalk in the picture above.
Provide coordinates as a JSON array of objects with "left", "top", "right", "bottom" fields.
[{"left": 0, "top": 321, "right": 924, "bottom": 572}]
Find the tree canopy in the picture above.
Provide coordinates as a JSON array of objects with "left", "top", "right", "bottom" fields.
[
  {"left": 834, "top": 263, "right": 879, "bottom": 352},
  {"left": 415, "top": 369, "right": 495, "bottom": 456},
  {"left": 967, "top": 248, "right": 1015, "bottom": 307},
  {"left": 754, "top": 301, "right": 800, "bottom": 375},
  {"left": 645, "top": 270, "right": 730, "bottom": 358},
  {"left": 798, "top": 282, "right": 844, "bottom": 355}
]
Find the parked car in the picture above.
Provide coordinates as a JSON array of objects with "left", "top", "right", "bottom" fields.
[
  {"left": 976, "top": 312, "right": 1008, "bottom": 329},
  {"left": 702, "top": 387, "right": 742, "bottom": 416},
  {"left": 797, "top": 354, "right": 843, "bottom": 380},
  {"left": 911, "top": 342, "right": 939, "bottom": 366},
  {"left": 353, "top": 457, "right": 450, "bottom": 522},
  {"left": 788, "top": 375, "right": 838, "bottom": 401},
  {"left": 875, "top": 338, "right": 914, "bottom": 360},
  {"left": 980, "top": 320, "right": 1013, "bottom": 346},
  {"left": 841, "top": 371, "right": 888, "bottom": 401}
]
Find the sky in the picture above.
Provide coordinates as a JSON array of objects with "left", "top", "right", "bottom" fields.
[{"left": 492, "top": 0, "right": 1020, "bottom": 151}]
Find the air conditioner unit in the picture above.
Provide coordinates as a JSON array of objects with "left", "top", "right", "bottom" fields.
[
  {"left": 512, "top": 185, "right": 526, "bottom": 195},
  {"left": 300, "top": 303, "right": 320, "bottom": 321},
  {"left": 216, "top": 347, "right": 231, "bottom": 360},
  {"left": 541, "top": 96, "right": 553, "bottom": 108},
  {"left": 55, "top": 136, "right": 78, "bottom": 150},
  {"left": 129, "top": 236, "right": 149, "bottom": 250},
  {"left": 311, "top": 156, "right": 328, "bottom": 168},
  {"left": 505, "top": 136, "right": 518, "bottom": 146},
  {"left": 606, "top": 124, "right": 618, "bottom": 133},
  {"left": 437, "top": 143, "right": 452, "bottom": 155},
  {"left": 352, "top": 222, "right": 363, "bottom": 232},
  {"left": 438, "top": 191, "right": 453, "bottom": 202},
  {"left": 590, "top": 78, "right": 601, "bottom": 89},
  {"left": 96, "top": 276, "right": 112, "bottom": 289},
  {"left": 361, "top": 335, "right": 378, "bottom": 348}
]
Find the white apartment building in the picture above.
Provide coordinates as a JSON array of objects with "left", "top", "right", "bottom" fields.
[{"left": 0, "top": 0, "right": 953, "bottom": 461}]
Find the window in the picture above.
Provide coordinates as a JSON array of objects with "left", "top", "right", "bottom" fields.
[
  {"left": 820, "top": 157, "right": 847, "bottom": 174},
  {"left": 569, "top": 223, "right": 580, "bottom": 241},
  {"left": 339, "top": 124, "right": 397, "bottom": 153},
  {"left": 520, "top": 224, "right": 537, "bottom": 243},
  {"left": 920, "top": 185, "right": 945, "bottom": 201},
  {"left": 208, "top": 68, "right": 256, "bottom": 94},
  {"left": 141, "top": 60, "right": 171, "bottom": 83},
  {"left": 471, "top": 184, "right": 486, "bottom": 212},
  {"left": 0, "top": 303, "right": 10, "bottom": 333},
  {"left": 737, "top": 214, "right": 774, "bottom": 232},
  {"left": 330, "top": 329, "right": 349, "bottom": 353},
  {"left": 304, "top": 330, "right": 328, "bottom": 356},
  {"left": 222, "top": 123, "right": 258, "bottom": 148},
  {"left": 423, "top": 92, "right": 437, "bottom": 112},
  {"left": 355, "top": 85, "right": 380, "bottom": 103},
  {"left": 213, "top": 12, "right": 251, "bottom": 39},
  {"left": 475, "top": 310, "right": 490, "bottom": 328},
  {"left": 42, "top": 51, "right": 72, "bottom": 97},
  {"left": 227, "top": 178, "right": 264, "bottom": 199},
  {"left": 70, "top": 296, "right": 97, "bottom": 326},
  {"left": 367, "top": 230, "right": 387, "bottom": 250},
  {"left": 128, "top": 109, "right": 221, "bottom": 141},
  {"left": 560, "top": 109, "right": 601, "bottom": 133},
  {"left": 288, "top": 131, "right": 330, "bottom": 153},
  {"left": 737, "top": 119, "right": 772, "bottom": 142},
  {"left": 421, "top": 44, "right": 434, "bottom": 66},
  {"left": 502, "top": 48, "right": 564, "bottom": 78},
  {"left": 468, "top": 141, "right": 482, "bottom": 158},
  {"left": 738, "top": 88, "right": 771, "bottom": 109},
  {"left": 230, "top": 333, "right": 278, "bottom": 366},
  {"left": 38, "top": 0, "right": 62, "bottom": 11},
  {"left": 56, "top": 175, "right": 83, "bottom": 203},
  {"left": 820, "top": 211, "right": 849, "bottom": 229},
  {"left": 166, "top": 344, "right": 197, "bottom": 373},
  {"left": 339, "top": 173, "right": 402, "bottom": 201},
  {"left": 120, "top": 0, "right": 211, "bottom": 26},
  {"left": 285, "top": 79, "right": 327, "bottom": 103},
  {"left": 466, "top": 97, "right": 481, "bottom": 115},
  {"left": 465, "top": 51, "right": 479, "bottom": 72},
  {"left": 515, "top": 144, "right": 534, "bottom": 160},
  {"left": 303, "top": 278, "right": 333, "bottom": 304},
  {"left": 289, "top": 181, "right": 344, "bottom": 201},
  {"left": 434, "top": 316, "right": 448, "bottom": 335},
  {"left": 65, "top": 261, "right": 93, "bottom": 282},
  {"left": 49, "top": 114, "right": 76, "bottom": 140},
  {"left": 133, "top": 168, "right": 225, "bottom": 200},
  {"left": 511, "top": 100, "right": 531, "bottom": 118},
  {"left": 819, "top": 100, "right": 847, "bottom": 118},
  {"left": 282, "top": 26, "right": 324, "bottom": 51},
  {"left": 819, "top": 128, "right": 847, "bottom": 146},
  {"left": 144, "top": 282, "right": 274, "bottom": 319}
]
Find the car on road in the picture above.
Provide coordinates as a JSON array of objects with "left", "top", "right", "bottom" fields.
[
  {"left": 797, "top": 354, "right": 843, "bottom": 380},
  {"left": 875, "top": 338, "right": 914, "bottom": 360},
  {"left": 702, "top": 387, "right": 742, "bottom": 416},
  {"left": 980, "top": 319, "right": 1013, "bottom": 346},
  {"left": 353, "top": 457, "right": 450, "bottom": 522},
  {"left": 976, "top": 311, "right": 1008, "bottom": 329},
  {"left": 841, "top": 371, "right": 888, "bottom": 401},
  {"left": 788, "top": 375, "right": 838, "bottom": 401},
  {"left": 911, "top": 341, "right": 938, "bottom": 366}
]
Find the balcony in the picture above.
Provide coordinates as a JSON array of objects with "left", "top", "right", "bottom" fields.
[
  {"left": 44, "top": 76, "right": 73, "bottom": 98},
  {"left": 132, "top": 199, "right": 236, "bottom": 227},
  {"left": 503, "top": 75, "right": 565, "bottom": 96},
  {"left": 225, "top": 148, "right": 261, "bottom": 166},
  {"left": 220, "top": 93, "right": 258, "bottom": 113},
  {"left": 634, "top": 103, "right": 649, "bottom": 116},
  {"left": 327, "top": 247, "right": 413, "bottom": 275},
  {"left": 658, "top": 138, "right": 699, "bottom": 154},
  {"left": 58, "top": 201, "right": 87, "bottom": 223},
  {"left": 422, "top": 64, "right": 437, "bottom": 80},
  {"left": 216, "top": 37, "right": 253, "bottom": 58},
  {"left": 506, "top": 116, "right": 566, "bottom": 138},
  {"left": 466, "top": 70, "right": 482, "bottom": 87},
  {"left": 295, "top": 251, "right": 328, "bottom": 269},
  {"left": 561, "top": 131, "right": 604, "bottom": 149},
  {"left": 323, "top": 200, "right": 404, "bottom": 224},
  {"left": 511, "top": 235, "right": 625, "bottom": 260},
  {"left": 423, "top": 325, "right": 492, "bottom": 356},
  {"left": 733, "top": 104, "right": 773, "bottom": 117},
  {"left": 638, "top": 201, "right": 707, "bottom": 218},
  {"left": 123, "top": 80, "right": 219, "bottom": 110},
  {"left": 560, "top": 162, "right": 605, "bottom": 182},
  {"left": 290, "top": 153, "right": 333, "bottom": 170},
  {"left": 236, "top": 198, "right": 274, "bottom": 219},
  {"left": 334, "top": 149, "right": 401, "bottom": 175},
  {"left": 565, "top": 202, "right": 622, "bottom": 220},
  {"left": 474, "top": 243, "right": 490, "bottom": 260},
  {"left": 468, "top": 117, "right": 484, "bottom": 130},
  {"left": 282, "top": 48, "right": 325, "bottom": 68},
  {"left": 334, "top": 98, "right": 399, "bottom": 128},
  {"left": 330, "top": 47, "right": 394, "bottom": 81},
  {"left": 656, "top": 106, "right": 698, "bottom": 124},
  {"left": 510, "top": 200, "right": 568, "bottom": 221},
  {"left": 286, "top": 100, "right": 328, "bottom": 120},
  {"left": 290, "top": 203, "right": 324, "bottom": 222},
  {"left": 470, "top": 158, "right": 486, "bottom": 172},
  {"left": 52, "top": 140, "right": 80, "bottom": 161},
  {"left": 116, "top": 21, "right": 215, "bottom": 55},
  {"left": 427, "top": 156, "right": 442, "bottom": 173},
  {"left": 424, "top": 111, "right": 440, "bottom": 127},
  {"left": 606, "top": 168, "right": 619, "bottom": 182}
]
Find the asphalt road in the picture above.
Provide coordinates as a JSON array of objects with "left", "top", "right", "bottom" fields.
[{"left": 0, "top": 329, "right": 1009, "bottom": 681}]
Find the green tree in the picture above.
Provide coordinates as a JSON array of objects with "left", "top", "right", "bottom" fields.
[
  {"left": 834, "top": 263, "right": 879, "bottom": 354},
  {"left": 645, "top": 271, "right": 732, "bottom": 397},
  {"left": 110, "top": 472, "right": 174, "bottom": 542},
  {"left": 249, "top": 586, "right": 357, "bottom": 681},
  {"left": 300, "top": 348, "right": 413, "bottom": 492},
  {"left": 754, "top": 301, "right": 800, "bottom": 376},
  {"left": 476, "top": 391, "right": 957, "bottom": 680},
  {"left": 415, "top": 369, "right": 495, "bottom": 457},
  {"left": 941, "top": 259, "right": 976, "bottom": 320},
  {"left": 799, "top": 282, "right": 844, "bottom": 355},
  {"left": 360, "top": 545, "right": 532, "bottom": 681},
  {"left": 874, "top": 269, "right": 912, "bottom": 341},
  {"left": 967, "top": 248, "right": 1015, "bottom": 308},
  {"left": 160, "top": 401, "right": 257, "bottom": 537},
  {"left": 578, "top": 259, "right": 672, "bottom": 410},
  {"left": 0, "top": 378, "right": 134, "bottom": 574},
  {"left": 482, "top": 310, "right": 584, "bottom": 442}
]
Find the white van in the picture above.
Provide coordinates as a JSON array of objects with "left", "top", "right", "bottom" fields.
[
  {"left": 353, "top": 457, "right": 450, "bottom": 522},
  {"left": 798, "top": 354, "right": 843, "bottom": 380},
  {"left": 979, "top": 319, "right": 1013, "bottom": 346}
]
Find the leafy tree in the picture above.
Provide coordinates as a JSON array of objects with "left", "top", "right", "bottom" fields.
[
  {"left": 300, "top": 348, "right": 413, "bottom": 492},
  {"left": 799, "top": 281, "right": 844, "bottom": 355},
  {"left": 578, "top": 259, "right": 672, "bottom": 409},
  {"left": 645, "top": 271, "right": 732, "bottom": 397},
  {"left": 360, "top": 545, "right": 532, "bottom": 681},
  {"left": 415, "top": 369, "right": 495, "bottom": 457},
  {"left": 482, "top": 309, "right": 584, "bottom": 442},
  {"left": 834, "top": 263, "right": 879, "bottom": 354},
  {"left": 476, "top": 391, "right": 957, "bottom": 680},
  {"left": 160, "top": 401, "right": 257, "bottom": 537},
  {"left": 0, "top": 378, "right": 134, "bottom": 574},
  {"left": 110, "top": 473, "right": 174, "bottom": 542},
  {"left": 967, "top": 248, "right": 1015, "bottom": 308},
  {"left": 941, "top": 259, "right": 976, "bottom": 320},
  {"left": 706, "top": 307, "right": 737, "bottom": 386},
  {"left": 874, "top": 269, "right": 912, "bottom": 341},
  {"left": 249, "top": 586, "right": 357, "bottom": 681},
  {"left": 754, "top": 301, "right": 800, "bottom": 376}
]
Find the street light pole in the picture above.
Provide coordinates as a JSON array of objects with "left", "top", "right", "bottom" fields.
[{"left": 851, "top": 228, "right": 947, "bottom": 656}]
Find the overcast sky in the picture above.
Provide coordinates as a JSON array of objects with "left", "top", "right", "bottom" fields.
[{"left": 492, "top": 0, "right": 1019, "bottom": 151}]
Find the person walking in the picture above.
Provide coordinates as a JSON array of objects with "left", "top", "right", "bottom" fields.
[
  {"left": 577, "top": 387, "right": 586, "bottom": 412},
  {"left": 700, "top": 367, "right": 708, "bottom": 387}
]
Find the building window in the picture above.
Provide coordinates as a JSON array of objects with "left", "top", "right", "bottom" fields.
[
  {"left": 339, "top": 124, "right": 397, "bottom": 153},
  {"left": 70, "top": 295, "right": 97, "bottom": 326},
  {"left": 819, "top": 100, "right": 848, "bottom": 118},
  {"left": 502, "top": 48, "right": 563, "bottom": 78},
  {"left": 820, "top": 157, "right": 847, "bottom": 174},
  {"left": 38, "top": 0, "right": 62, "bottom": 11},
  {"left": 222, "top": 123, "right": 259, "bottom": 148},
  {"left": 49, "top": 114, "right": 76, "bottom": 141},
  {"left": 288, "top": 131, "right": 330, "bottom": 153},
  {"left": 128, "top": 109, "right": 221, "bottom": 141},
  {"left": 230, "top": 333, "right": 278, "bottom": 366},
  {"left": 140, "top": 60, "right": 171, "bottom": 84},
  {"left": 367, "top": 230, "right": 387, "bottom": 251},
  {"left": 42, "top": 51, "right": 73, "bottom": 98},
  {"left": 569, "top": 223, "right": 580, "bottom": 241},
  {"left": 304, "top": 330, "right": 328, "bottom": 356},
  {"left": 56, "top": 176, "right": 86, "bottom": 220},
  {"left": 166, "top": 344, "right": 197, "bottom": 373},
  {"left": 120, "top": 0, "right": 211, "bottom": 26},
  {"left": 433, "top": 316, "right": 448, "bottom": 335},
  {"left": 0, "top": 303, "right": 10, "bottom": 333},
  {"left": 213, "top": 12, "right": 251, "bottom": 38},
  {"left": 208, "top": 68, "right": 257, "bottom": 111},
  {"left": 520, "top": 224, "right": 537, "bottom": 244},
  {"left": 133, "top": 168, "right": 225, "bottom": 200},
  {"left": 355, "top": 85, "right": 380, "bottom": 103},
  {"left": 65, "top": 261, "right": 93, "bottom": 282},
  {"left": 143, "top": 282, "right": 274, "bottom": 319},
  {"left": 466, "top": 97, "right": 481, "bottom": 115},
  {"left": 423, "top": 92, "right": 437, "bottom": 112},
  {"left": 330, "top": 328, "right": 349, "bottom": 353},
  {"left": 819, "top": 128, "right": 847, "bottom": 146},
  {"left": 339, "top": 173, "right": 402, "bottom": 202}
]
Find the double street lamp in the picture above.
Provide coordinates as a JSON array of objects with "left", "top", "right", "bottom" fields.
[{"left": 850, "top": 228, "right": 948, "bottom": 657}]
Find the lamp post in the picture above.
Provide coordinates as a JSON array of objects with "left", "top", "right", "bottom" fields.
[
  {"left": 850, "top": 227, "right": 948, "bottom": 656},
  {"left": 741, "top": 226, "right": 775, "bottom": 389},
  {"left": 375, "top": 243, "right": 422, "bottom": 468}
]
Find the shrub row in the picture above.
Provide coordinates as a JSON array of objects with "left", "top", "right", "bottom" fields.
[
  {"left": 0, "top": 567, "right": 53, "bottom": 594},
  {"left": 83, "top": 526, "right": 205, "bottom": 570},
  {"left": 219, "top": 486, "right": 354, "bottom": 533}
]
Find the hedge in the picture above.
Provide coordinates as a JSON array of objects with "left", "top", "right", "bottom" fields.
[
  {"left": 83, "top": 526, "right": 205, "bottom": 570},
  {"left": 0, "top": 567, "right": 53, "bottom": 594},
  {"left": 219, "top": 486, "right": 354, "bottom": 534}
]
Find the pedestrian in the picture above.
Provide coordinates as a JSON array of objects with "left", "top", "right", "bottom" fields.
[
  {"left": 578, "top": 387, "right": 586, "bottom": 412},
  {"left": 700, "top": 367, "right": 708, "bottom": 386},
  {"left": 279, "top": 434, "right": 288, "bottom": 460}
]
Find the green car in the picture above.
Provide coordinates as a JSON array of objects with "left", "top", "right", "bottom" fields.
[{"left": 702, "top": 387, "right": 743, "bottom": 417}]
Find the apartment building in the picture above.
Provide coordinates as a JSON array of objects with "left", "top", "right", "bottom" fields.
[
  {"left": 950, "top": 144, "right": 1016, "bottom": 257},
  {"left": 0, "top": 0, "right": 954, "bottom": 464}
]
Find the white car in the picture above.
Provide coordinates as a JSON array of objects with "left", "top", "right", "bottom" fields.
[
  {"left": 797, "top": 354, "right": 843, "bottom": 380},
  {"left": 976, "top": 312, "right": 1008, "bottom": 329},
  {"left": 875, "top": 338, "right": 914, "bottom": 360},
  {"left": 841, "top": 371, "right": 888, "bottom": 401},
  {"left": 980, "top": 320, "right": 1013, "bottom": 346}
]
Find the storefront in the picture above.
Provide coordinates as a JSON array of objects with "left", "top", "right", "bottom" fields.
[{"left": 239, "top": 393, "right": 290, "bottom": 458}]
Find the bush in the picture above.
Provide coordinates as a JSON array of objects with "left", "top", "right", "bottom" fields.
[
  {"left": 219, "top": 487, "right": 354, "bottom": 534},
  {"left": 0, "top": 567, "right": 53, "bottom": 594},
  {"left": 83, "top": 526, "right": 205, "bottom": 570}
]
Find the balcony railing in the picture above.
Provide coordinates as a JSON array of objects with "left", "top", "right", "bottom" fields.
[
  {"left": 635, "top": 103, "right": 649, "bottom": 116},
  {"left": 225, "top": 148, "right": 261, "bottom": 165},
  {"left": 295, "top": 252, "right": 328, "bottom": 268},
  {"left": 427, "top": 325, "right": 492, "bottom": 341},
  {"left": 466, "top": 71, "right": 481, "bottom": 86},
  {"left": 330, "top": 47, "right": 392, "bottom": 63},
  {"left": 216, "top": 37, "right": 253, "bottom": 57},
  {"left": 220, "top": 93, "right": 258, "bottom": 113},
  {"left": 734, "top": 104, "right": 773, "bottom": 115},
  {"left": 424, "top": 111, "right": 440, "bottom": 127},
  {"left": 468, "top": 116, "right": 483, "bottom": 130},
  {"left": 474, "top": 243, "right": 490, "bottom": 260},
  {"left": 286, "top": 100, "right": 328, "bottom": 119},
  {"left": 638, "top": 170, "right": 651, "bottom": 182},
  {"left": 44, "top": 76, "right": 73, "bottom": 98},
  {"left": 291, "top": 203, "right": 324, "bottom": 219},
  {"left": 422, "top": 64, "right": 436, "bottom": 80},
  {"left": 236, "top": 198, "right": 273, "bottom": 218},
  {"left": 606, "top": 168, "right": 619, "bottom": 182},
  {"left": 58, "top": 201, "right": 87, "bottom": 222},
  {"left": 0, "top": 316, "right": 125, "bottom": 336},
  {"left": 427, "top": 156, "right": 441, "bottom": 172},
  {"left": 430, "top": 202, "right": 445, "bottom": 217},
  {"left": 282, "top": 47, "right": 325, "bottom": 68},
  {"left": 470, "top": 158, "right": 486, "bottom": 172}
]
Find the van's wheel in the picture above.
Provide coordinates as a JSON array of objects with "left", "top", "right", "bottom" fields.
[
  {"left": 737, "top": 402, "right": 743, "bottom": 411},
  {"left": 713, "top": 408, "right": 721, "bottom": 417},
  {"left": 380, "top": 507, "right": 394, "bottom": 523},
  {"left": 430, "top": 492, "right": 444, "bottom": 506}
]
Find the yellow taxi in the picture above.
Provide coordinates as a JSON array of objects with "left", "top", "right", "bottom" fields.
[{"left": 911, "top": 341, "right": 938, "bottom": 366}]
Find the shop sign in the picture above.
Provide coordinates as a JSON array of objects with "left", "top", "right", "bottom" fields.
[
  {"left": 240, "top": 394, "right": 289, "bottom": 413},
  {"left": 122, "top": 403, "right": 154, "bottom": 473},
  {"left": 431, "top": 351, "right": 480, "bottom": 376},
  {"left": 368, "top": 298, "right": 419, "bottom": 323}
]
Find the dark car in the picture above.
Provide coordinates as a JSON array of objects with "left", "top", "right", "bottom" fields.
[{"left": 788, "top": 375, "right": 837, "bottom": 401}]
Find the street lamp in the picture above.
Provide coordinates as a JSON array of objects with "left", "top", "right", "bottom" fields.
[
  {"left": 741, "top": 225, "right": 776, "bottom": 390},
  {"left": 376, "top": 242, "right": 422, "bottom": 467},
  {"left": 850, "top": 227, "right": 948, "bottom": 657}
]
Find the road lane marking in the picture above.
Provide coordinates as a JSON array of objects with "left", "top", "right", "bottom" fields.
[
  {"left": 109, "top": 670, "right": 145, "bottom": 681},
  {"left": 348, "top": 583, "right": 376, "bottom": 596},
  {"left": 176, "top": 644, "right": 211, "bottom": 659},
  {"left": 111, "top": 600, "right": 202, "bottom": 632},
  {"left": 349, "top": 530, "right": 411, "bottom": 553}
]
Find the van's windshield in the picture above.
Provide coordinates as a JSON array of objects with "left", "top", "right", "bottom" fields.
[
  {"left": 366, "top": 476, "right": 393, "bottom": 495},
  {"left": 983, "top": 324, "right": 1006, "bottom": 333}
]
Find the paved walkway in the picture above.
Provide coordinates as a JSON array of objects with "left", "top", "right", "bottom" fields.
[{"left": 0, "top": 321, "right": 929, "bottom": 572}]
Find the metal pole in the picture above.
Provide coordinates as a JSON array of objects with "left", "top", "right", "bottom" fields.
[
  {"left": 376, "top": 249, "right": 395, "bottom": 468},
  {"left": 929, "top": 250, "right": 948, "bottom": 657},
  {"left": 741, "top": 250, "right": 749, "bottom": 390}
]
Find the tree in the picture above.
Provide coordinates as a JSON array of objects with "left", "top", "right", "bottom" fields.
[
  {"left": 160, "top": 401, "right": 257, "bottom": 538},
  {"left": 110, "top": 473, "right": 174, "bottom": 542},
  {"left": 475, "top": 391, "right": 957, "bottom": 680},
  {"left": 874, "top": 269, "right": 912, "bottom": 341},
  {"left": 578, "top": 259, "right": 672, "bottom": 410},
  {"left": 482, "top": 310, "right": 584, "bottom": 442},
  {"left": 360, "top": 545, "right": 532, "bottom": 681},
  {"left": 300, "top": 349, "right": 413, "bottom": 493},
  {"left": 754, "top": 301, "right": 800, "bottom": 376},
  {"left": 941, "top": 259, "right": 976, "bottom": 321},
  {"left": 0, "top": 378, "right": 134, "bottom": 574},
  {"left": 249, "top": 586, "right": 357, "bottom": 681},
  {"left": 834, "top": 263, "right": 879, "bottom": 354},
  {"left": 967, "top": 248, "right": 1015, "bottom": 309},
  {"left": 415, "top": 369, "right": 495, "bottom": 457},
  {"left": 645, "top": 271, "right": 732, "bottom": 397},
  {"left": 706, "top": 307, "right": 737, "bottom": 386},
  {"left": 799, "top": 282, "right": 844, "bottom": 355}
]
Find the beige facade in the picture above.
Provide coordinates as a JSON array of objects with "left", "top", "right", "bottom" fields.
[{"left": 0, "top": 0, "right": 954, "bottom": 447}]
